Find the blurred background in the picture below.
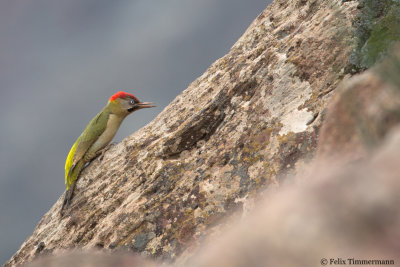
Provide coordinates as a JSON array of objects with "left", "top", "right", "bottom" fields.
[{"left": 0, "top": 0, "right": 271, "bottom": 264}]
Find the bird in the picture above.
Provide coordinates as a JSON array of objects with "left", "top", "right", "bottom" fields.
[{"left": 61, "top": 91, "right": 154, "bottom": 215}]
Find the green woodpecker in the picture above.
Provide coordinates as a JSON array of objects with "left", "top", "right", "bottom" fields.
[{"left": 61, "top": 91, "right": 154, "bottom": 214}]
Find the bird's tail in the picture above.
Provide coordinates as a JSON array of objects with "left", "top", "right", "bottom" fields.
[{"left": 61, "top": 159, "right": 86, "bottom": 216}]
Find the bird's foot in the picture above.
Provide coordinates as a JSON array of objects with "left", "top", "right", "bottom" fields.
[{"left": 97, "top": 143, "right": 116, "bottom": 162}]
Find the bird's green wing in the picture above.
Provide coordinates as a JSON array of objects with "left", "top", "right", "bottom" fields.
[
  {"left": 72, "top": 110, "right": 110, "bottom": 164},
  {"left": 65, "top": 110, "right": 109, "bottom": 188}
]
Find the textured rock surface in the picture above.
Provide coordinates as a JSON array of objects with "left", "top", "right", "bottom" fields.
[
  {"left": 22, "top": 125, "right": 400, "bottom": 267},
  {"left": 8, "top": 0, "right": 393, "bottom": 266},
  {"left": 183, "top": 49, "right": 400, "bottom": 266},
  {"left": 183, "top": 127, "right": 400, "bottom": 267}
]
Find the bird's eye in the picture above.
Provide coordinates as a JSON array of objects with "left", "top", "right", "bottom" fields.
[{"left": 130, "top": 99, "right": 136, "bottom": 105}]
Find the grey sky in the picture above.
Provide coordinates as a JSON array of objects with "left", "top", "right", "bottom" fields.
[{"left": 0, "top": 0, "right": 270, "bottom": 264}]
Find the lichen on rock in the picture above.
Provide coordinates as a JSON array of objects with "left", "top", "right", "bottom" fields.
[{"left": 348, "top": 0, "right": 400, "bottom": 72}]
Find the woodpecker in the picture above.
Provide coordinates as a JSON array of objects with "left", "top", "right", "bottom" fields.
[{"left": 61, "top": 91, "right": 154, "bottom": 214}]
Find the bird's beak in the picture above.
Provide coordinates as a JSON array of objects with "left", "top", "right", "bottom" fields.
[
  {"left": 127, "top": 102, "right": 156, "bottom": 113},
  {"left": 136, "top": 102, "right": 156, "bottom": 109}
]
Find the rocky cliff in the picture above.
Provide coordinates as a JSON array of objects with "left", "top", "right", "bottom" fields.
[{"left": 5, "top": 0, "right": 400, "bottom": 266}]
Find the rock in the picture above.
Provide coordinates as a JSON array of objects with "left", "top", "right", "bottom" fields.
[
  {"left": 183, "top": 127, "right": 400, "bottom": 267},
  {"left": 317, "top": 45, "right": 400, "bottom": 161},
  {"left": 6, "top": 0, "right": 400, "bottom": 266},
  {"left": 21, "top": 126, "right": 400, "bottom": 267}
]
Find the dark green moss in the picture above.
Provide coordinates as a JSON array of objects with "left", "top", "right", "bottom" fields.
[{"left": 348, "top": 0, "right": 400, "bottom": 72}]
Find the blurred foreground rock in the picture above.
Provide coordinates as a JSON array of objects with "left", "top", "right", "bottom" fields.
[
  {"left": 5, "top": 0, "right": 400, "bottom": 266},
  {"left": 23, "top": 251, "right": 158, "bottom": 267},
  {"left": 317, "top": 46, "right": 400, "bottom": 161},
  {"left": 183, "top": 127, "right": 400, "bottom": 267}
]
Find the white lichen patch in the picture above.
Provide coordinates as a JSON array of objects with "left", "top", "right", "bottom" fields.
[
  {"left": 262, "top": 52, "right": 313, "bottom": 135},
  {"left": 279, "top": 108, "right": 313, "bottom": 135}
]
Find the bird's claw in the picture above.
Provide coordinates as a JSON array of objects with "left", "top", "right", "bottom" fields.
[{"left": 97, "top": 143, "right": 116, "bottom": 162}]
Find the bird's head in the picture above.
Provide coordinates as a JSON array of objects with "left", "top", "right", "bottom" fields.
[{"left": 108, "top": 91, "right": 155, "bottom": 116}]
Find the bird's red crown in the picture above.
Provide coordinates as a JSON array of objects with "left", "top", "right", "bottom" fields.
[{"left": 109, "top": 91, "right": 139, "bottom": 102}]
